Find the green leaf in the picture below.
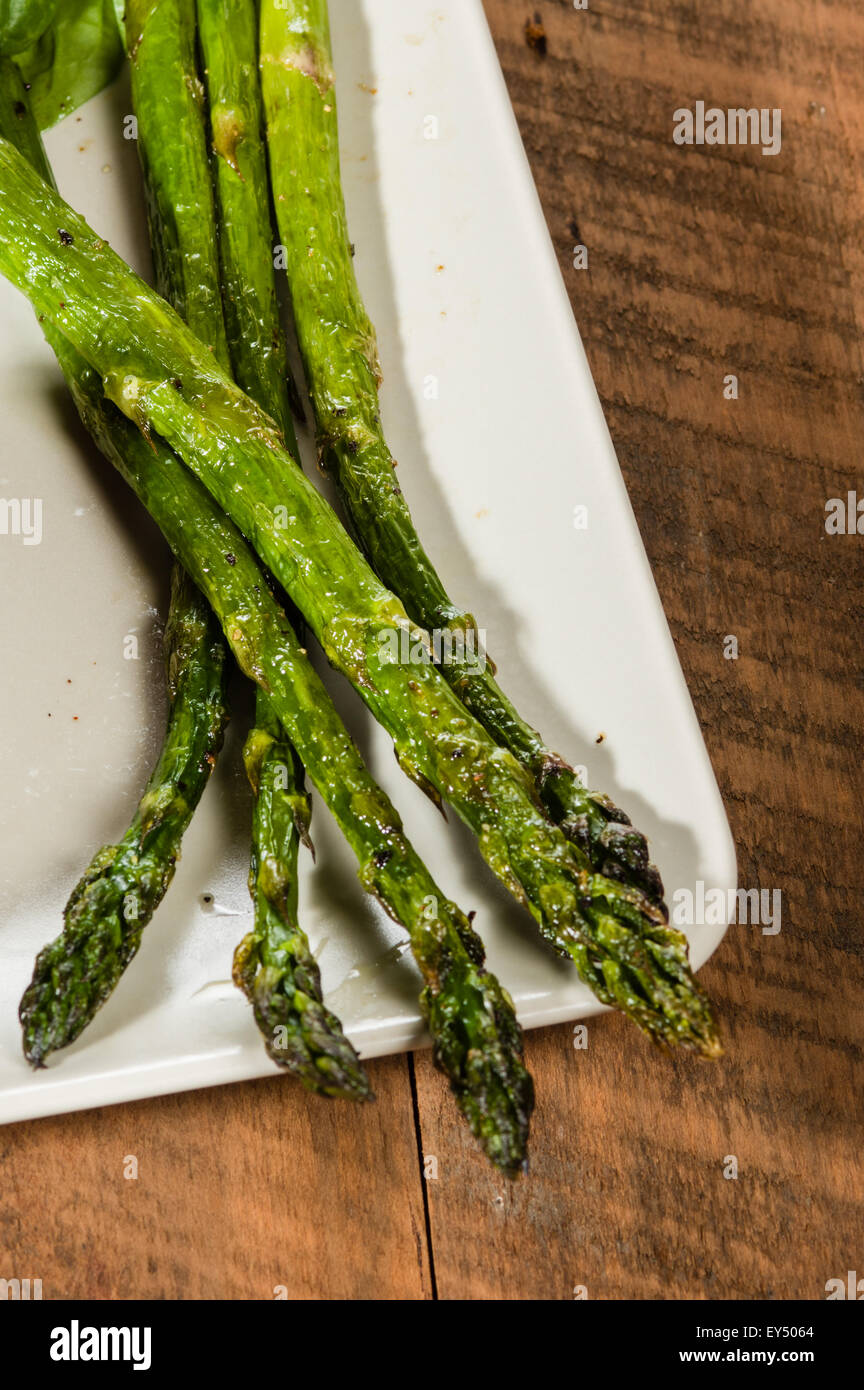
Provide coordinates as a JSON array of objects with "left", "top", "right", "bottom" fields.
[
  {"left": 15, "top": 0, "right": 124, "bottom": 130},
  {"left": 0, "top": 1, "right": 60, "bottom": 55}
]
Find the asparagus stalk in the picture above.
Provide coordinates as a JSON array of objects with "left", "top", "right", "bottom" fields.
[
  {"left": 125, "top": 0, "right": 229, "bottom": 365},
  {"left": 235, "top": 699, "right": 374, "bottom": 1098},
  {"left": 0, "top": 134, "right": 719, "bottom": 1056},
  {"left": 124, "top": 0, "right": 370, "bottom": 1098},
  {"left": 194, "top": 0, "right": 299, "bottom": 452},
  {"left": 0, "top": 59, "right": 230, "bottom": 1066},
  {"left": 19, "top": 562, "right": 229, "bottom": 1065},
  {"left": 258, "top": 0, "right": 664, "bottom": 906},
  {"left": 189, "top": 0, "right": 357, "bottom": 1081},
  {"left": 1, "top": 60, "right": 531, "bottom": 1163}
]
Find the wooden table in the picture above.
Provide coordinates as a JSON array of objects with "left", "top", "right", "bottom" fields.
[{"left": 2, "top": 0, "right": 861, "bottom": 1301}]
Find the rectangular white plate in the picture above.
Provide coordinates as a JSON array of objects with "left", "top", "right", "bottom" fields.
[{"left": 0, "top": 0, "right": 736, "bottom": 1125}]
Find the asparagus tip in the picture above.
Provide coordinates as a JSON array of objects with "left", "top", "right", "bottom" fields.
[{"left": 234, "top": 937, "right": 372, "bottom": 1102}]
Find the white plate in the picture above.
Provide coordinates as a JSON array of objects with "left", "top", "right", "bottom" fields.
[{"left": 0, "top": 0, "right": 736, "bottom": 1124}]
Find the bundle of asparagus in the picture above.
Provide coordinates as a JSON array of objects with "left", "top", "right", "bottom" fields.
[
  {"left": 259, "top": 0, "right": 666, "bottom": 906},
  {"left": 0, "top": 0, "right": 720, "bottom": 1176},
  {"left": 123, "top": 0, "right": 370, "bottom": 1102}
]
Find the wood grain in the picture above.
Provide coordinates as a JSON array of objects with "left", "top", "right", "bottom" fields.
[
  {"left": 0, "top": 1061, "right": 431, "bottom": 1300},
  {"left": 409, "top": 0, "right": 863, "bottom": 1300},
  {"left": 1, "top": 0, "right": 862, "bottom": 1301}
]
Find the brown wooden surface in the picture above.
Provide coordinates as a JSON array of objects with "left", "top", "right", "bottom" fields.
[{"left": 2, "top": 0, "right": 861, "bottom": 1300}]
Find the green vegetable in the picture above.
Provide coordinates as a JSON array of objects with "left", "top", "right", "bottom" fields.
[
  {"left": 191, "top": 0, "right": 366, "bottom": 1090},
  {"left": 258, "top": 0, "right": 664, "bottom": 908},
  {"left": 77, "top": 356, "right": 531, "bottom": 1163},
  {"left": 235, "top": 696, "right": 374, "bottom": 1100},
  {"left": 15, "top": 0, "right": 123, "bottom": 131},
  {"left": 20, "top": 561, "right": 229, "bottom": 1065},
  {"left": 6, "top": 22, "right": 531, "bottom": 1157},
  {"left": 125, "top": 0, "right": 229, "bottom": 365},
  {"left": 0, "top": 134, "right": 719, "bottom": 1057},
  {"left": 0, "top": 1, "right": 59, "bottom": 54},
  {"left": 44, "top": 294, "right": 532, "bottom": 1168},
  {"left": 0, "top": 82, "right": 529, "bottom": 1159},
  {"left": 0, "top": 116, "right": 530, "bottom": 1150},
  {"left": 196, "top": 0, "right": 298, "bottom": 452},
  {"left": 125, "top": 0, "right": 369, "bottom": 1099},
  {"left": 0, "top": 52, "right": 230, "bottom": 1065},
  {"left": 128, "top": 1, "right": 534, "bottom": 1143}
]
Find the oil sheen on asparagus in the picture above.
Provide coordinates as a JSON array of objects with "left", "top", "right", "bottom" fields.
[
  {"left": 0, "top": 134, "right": 720, "bottom": 1058},
  {"left": 258, "top": 0, "right": 665, "bottom": 909}
]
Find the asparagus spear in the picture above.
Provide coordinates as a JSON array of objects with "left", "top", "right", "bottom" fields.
[
  {"left": 124, "top": 0, "right": 369, "bottom": 1098},
  {"left": 0, "top": 60, "right": 230, "bottom": 1066},
  {"left": 0, "top": 135, "right": 720, "bottom": 1057},
  {"left": 19, "top": 564, "right": 229, "bottom": 1065},
  {"left": 235, "top": 700, "right": 375, "bottom": 1098},
  {"left": 257, "top": 0, "right": 664, "bottom": 906},
  {"left": 1, "top": 61, "right": 531, "bottom": 1164},
  {"left": 125, "top": 0, "right": 229, "bottom": 365},
  {"left": 194, "top": 0, "right": 299, "bottom": 452},
  {"left": 188, "top": 0, "right": 359, "bottom": 1082}
]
